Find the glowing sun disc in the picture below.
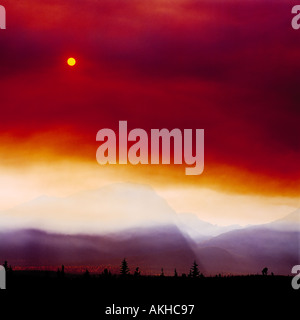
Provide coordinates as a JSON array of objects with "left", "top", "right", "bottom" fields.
[{"left": 67, "top": 57, "right": 76, "bottom": 67}]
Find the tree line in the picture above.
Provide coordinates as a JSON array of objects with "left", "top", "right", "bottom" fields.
[{"left": 119, "top": 258, "right": 204, "bottom": 278}]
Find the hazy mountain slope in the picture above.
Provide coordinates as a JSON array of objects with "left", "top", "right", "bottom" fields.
[
  {"left": 0, "top": 184, "right": 297, "bottom": 275},
  {"left": 177, "top": 212, "right": 241, "bottom": 239},
  {"left": 266, "top": 208, "right": 300, "bottom": 231},
  {"left": 197, "top": 227, "right": 299, "bottom": 275},
  {"left": 0, "top": 183, "right": 177, "bottom": 234},
  {"left": 0, "top": 225, "right": 199, "bottom": 275},
  {"left": 0, "top": 183, "right": 241, "bottom": 240}
]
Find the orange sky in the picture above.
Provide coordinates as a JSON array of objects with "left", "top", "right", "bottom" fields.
[{"left": 0, "top": 0, "right": 299, "bottom": 226}]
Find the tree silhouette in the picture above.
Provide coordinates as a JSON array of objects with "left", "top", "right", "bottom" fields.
[
  {"left": 189, "top": 261, "right": 200, "bottom": 278},
  {"left": 3, "top": 261, "right": 8, "bottom": 271},
  {"left": 120, "top": 258, "right": 130, "bottom": 276},
  {"left": 134, "top": 267, "right": 141, "bottom": 277},
  {"left": 174, "top": 268, "right": 178, "bottom": 277},
  {"left": 102, "top": 268, "right": 112, "bottom": 278},
  {"left": 160, "top": 268, "right": 164, "bottom": 277},
  {"left": 57, "top": 264, "right": 65, "bottom": 278},
  {"left": 84, "top": 269, "right": 90, "bottom": 279},
  {"left": 61, "top": 264, "right": 65, "bottom": 277},
  {"left": 262, "top": 267, "right": 268, "bottom": 276}
]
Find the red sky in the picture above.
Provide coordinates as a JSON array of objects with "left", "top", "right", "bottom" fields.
[{"left": 0, "top": 0, "right": 299, "bottom": 199}]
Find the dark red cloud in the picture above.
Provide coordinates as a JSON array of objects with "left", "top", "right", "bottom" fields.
[{"left": 0, "top": 0, "right": 299, "bottom": 190}]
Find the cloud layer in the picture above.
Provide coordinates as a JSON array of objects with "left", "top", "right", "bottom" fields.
[{"left": 0, "top": 0, "right": 299, "bottom": 195}]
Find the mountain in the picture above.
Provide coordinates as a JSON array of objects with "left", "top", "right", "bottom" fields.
[
  {"left": 0, "top": 183, "right": 177, "bottom": 234},
  {"left": 195, "top": 211, "right": 300, "bottom": 275},
  {"left": 266, "top": 208, "right": 300, "bottom": 231},
  {"left": 0, "top": 225, "right": 198, "bottom": 275},
  {"left": 196, "top": 246, "right": 248, "bottom": 275},
  {"left": 0, "top": 183, "right": 240, "bottom": 240},
  {"left": 177, "top": 212, "right": 241, "bottom": 240},
  {"left": 0, "top": 183, "right": 298, "bottom": 275}
]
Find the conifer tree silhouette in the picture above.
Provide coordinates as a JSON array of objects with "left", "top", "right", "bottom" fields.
[
  {"left": 174, "top": 268, "right": 178, "bottom": 277},
  {"left": 120, "top": 258, "right": 130, "bottom": 276},
  {"left": 189, "top": 261, "right": 200, "bottom": 278},
  {"left": 160, "top": 268, "right": 164, "bottom": 277}
]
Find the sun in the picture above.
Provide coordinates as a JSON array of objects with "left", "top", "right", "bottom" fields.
[{"left": 67, "top": 57, "right": 76, "bottom": 67}]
